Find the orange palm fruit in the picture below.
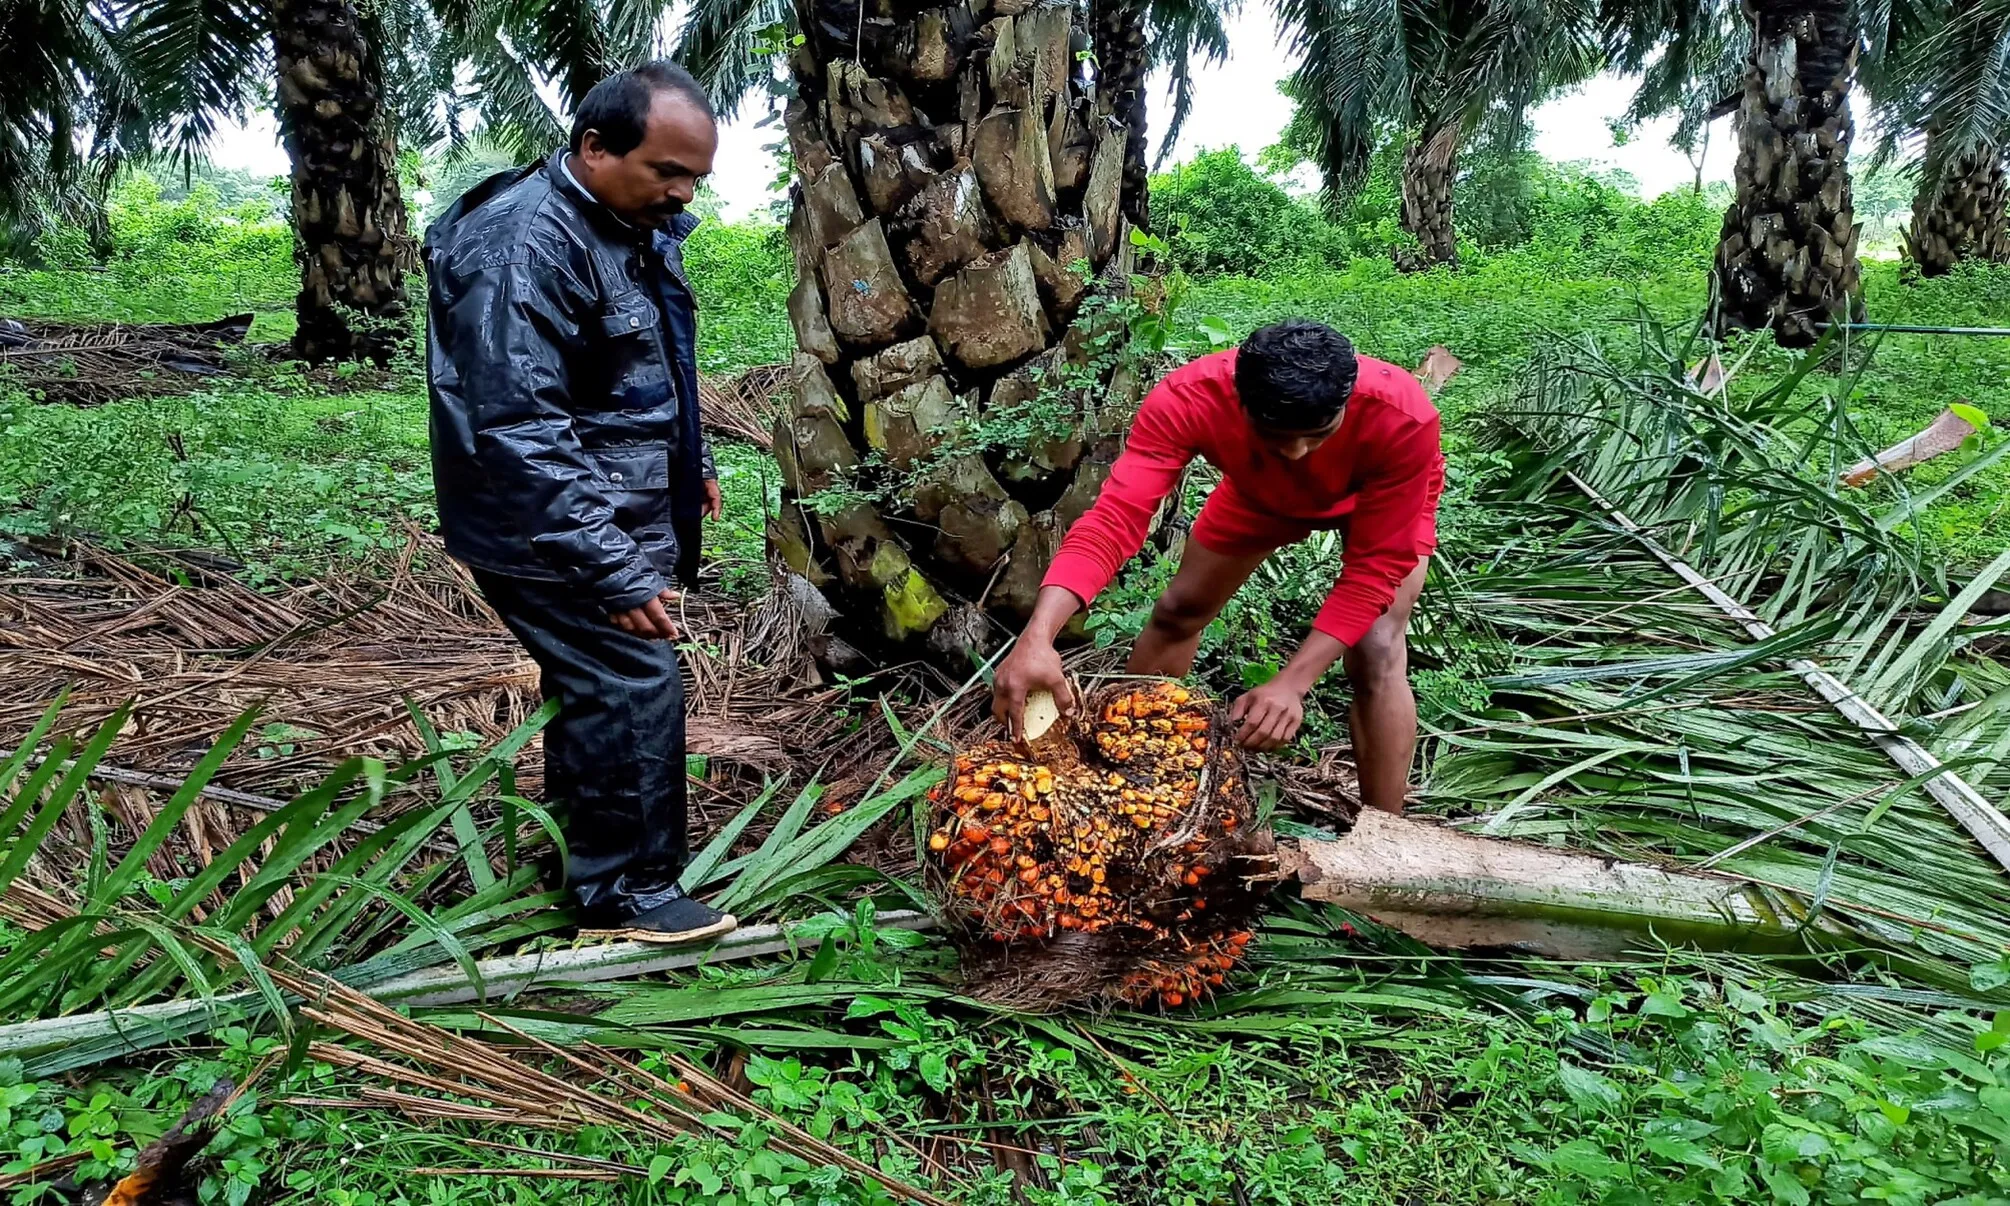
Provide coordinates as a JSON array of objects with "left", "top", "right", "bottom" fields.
[{"left": 928, "top": 832, "right": 950, "bottom": 852}]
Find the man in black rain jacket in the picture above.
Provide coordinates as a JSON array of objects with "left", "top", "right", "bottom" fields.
[{"left": 425, "top": 60, "right": 733, "bottom": 944}]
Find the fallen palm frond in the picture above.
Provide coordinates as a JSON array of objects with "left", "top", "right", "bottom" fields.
[
  {"left": 214, "top": 945, "right": 964, "bottom": 1204},
  {"left": 0, "top": 531, "right": 831, "bottom": 801},
  {"left": 1410, "top": 316, "right": 2010, "bottom": 999},
  {"left": 0, "top": 313, "right": 254, "bottom": 405},
  {"left": 696, "top": 361, "right": 787, "bottom": 449}
]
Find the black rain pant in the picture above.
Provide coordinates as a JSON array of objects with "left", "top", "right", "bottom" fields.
[{"left": 472, "top": 570, "right": 688, "bottom": 919}]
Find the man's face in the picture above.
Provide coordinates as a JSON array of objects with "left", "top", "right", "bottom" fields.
[
  {"left": 1248, "top": 413, "right": 1344, "bottom": 461},
  {"left": 576, "top": 91, "right": 717, "bottom": 228}
]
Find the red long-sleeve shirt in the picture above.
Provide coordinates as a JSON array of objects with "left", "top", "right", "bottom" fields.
[{"left": 1041, "top": 349, "right": 1444, "bottom": 647}]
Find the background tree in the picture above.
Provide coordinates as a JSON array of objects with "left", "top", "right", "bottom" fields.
[
  {"left": 1274, "top": 0, "right": 1602, "bottom": 268},
  {"left": 116, "top": 0, "right": 412, "bottom": 362},
  {"left": 757, "top": 0, "right": 1157, "bottom": 658},
  {"left": 0, "top": 0, "right": 150, "bottom": 257},
  {"left": 674, "top": 0, "right": 1231, "bottom": 232},
  {"left": 1871, "top": 0, "right": 2010, "bottom": 273},
  {"left": 1615, "top": 0, "right": 1869, "bottom": 345}
]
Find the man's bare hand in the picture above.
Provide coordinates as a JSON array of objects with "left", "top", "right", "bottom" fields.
[
  {"left": 703, "top": 478, "right": 724, "bottom": 521},
  {"left": 609, "top": 587, "right": 682, "bottom": 640},
  {"left": 1229, "top": 679, "right": 1306, "bottom": 752},
  {"left": 992, "top": 639, "right": 1074, "bottom": 739}
]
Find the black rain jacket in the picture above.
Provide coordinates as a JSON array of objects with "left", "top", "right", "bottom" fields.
[{"left": 425, "top": 153, "right": 715, "bottom": 609}]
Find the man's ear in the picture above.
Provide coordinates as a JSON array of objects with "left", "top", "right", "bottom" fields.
[{"left": 577, "top": 130, "right": 603, "bottom": 160}]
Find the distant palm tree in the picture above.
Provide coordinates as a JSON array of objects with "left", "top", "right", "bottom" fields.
[
  {"left": 1613, "top": 0, "right": 1878, "bottom": 345},
  {"left": 1, "top": 0, "right": 149, "bottom": 254},
  {"left": 1275, "top": 0, "right": 1603, "bottom": 268},
  {"left": 15, "top": 0, "right": 670, "bottom": 361},
  {"left": 1870, "top": 0, "right": 2010, "bottom": 274}
]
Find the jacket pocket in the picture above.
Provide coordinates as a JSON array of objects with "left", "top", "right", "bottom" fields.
[{"left": 594, "top": 294, "right": 674, "bottom": 414}]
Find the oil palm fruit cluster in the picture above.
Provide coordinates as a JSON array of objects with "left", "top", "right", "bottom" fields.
[{"left": 926, "top": 681, "right": 1269, "bottom": 1010}]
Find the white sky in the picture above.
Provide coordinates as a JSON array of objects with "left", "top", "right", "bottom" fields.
[{"left": 209, "top": 7, "right": 1732, "bottom": 223}]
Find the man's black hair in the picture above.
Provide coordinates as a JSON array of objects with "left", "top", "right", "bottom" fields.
[
  {"left": 1233, "top": 320, "right": 1359, "bottom": 431},
  {"left": 570, "top": 60, "right": 716, "bottom": 155}
]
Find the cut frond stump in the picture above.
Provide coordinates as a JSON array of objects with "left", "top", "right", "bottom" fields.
[{"left": 925, "top": 681, "right": 1274, "bottom": 1012}]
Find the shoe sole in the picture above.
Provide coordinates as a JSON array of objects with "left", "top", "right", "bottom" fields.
[{"left": 578, "top": 914, "right": 739, "bottom": 946}]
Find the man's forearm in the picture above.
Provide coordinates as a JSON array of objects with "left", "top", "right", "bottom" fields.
[
  {"left": 1022, "top": 585, "right": 1085, "bottom": 646},
  {"left": 1274, "top": 630, "right": 1348, "bottom": 693}
]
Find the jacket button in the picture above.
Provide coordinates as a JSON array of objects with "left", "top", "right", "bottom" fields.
[
  {"left": 611, "top": 472, "right": 624, "bottom": 483},
  {"left": 628, "top": 316, "right": 640, "bottom": 328}
]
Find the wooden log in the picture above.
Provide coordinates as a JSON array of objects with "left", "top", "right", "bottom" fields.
[
  {"left": 1278, "top": 810, "right": 1825, "bottom": 959},
  {"left": 928, "top": 242, "right": 1050, "bottom": 369},
  {"left": 820, "top": 218, "right": 919, "bottom": 347}
]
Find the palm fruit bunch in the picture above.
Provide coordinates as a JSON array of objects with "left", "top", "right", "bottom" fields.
[{"left": 924, "top": 681, "right": 1273, "bottom": 1010}]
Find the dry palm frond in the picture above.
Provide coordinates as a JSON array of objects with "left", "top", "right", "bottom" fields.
[
  {"left": 698, "top": 361, "right": 788, "bottom": 448},
  {"left": 253, "top": 952, "right": 963, "bottom": 1205},
  {"left": 0, "top": 314, "right": 254, "bottom": 405}
]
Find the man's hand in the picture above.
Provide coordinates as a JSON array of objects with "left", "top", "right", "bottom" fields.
[
  {"left": 1229, "top": 678, "right": 1307, "bottom": 752},
  {"left": 993, "top": 638, "right": 1074, "bottom": 738},
  {"left": 609, "top": 587, "right": 682, "bottom": 640},
  {"left": 703, "top": 478, "right": 724, "bottom": 521}
]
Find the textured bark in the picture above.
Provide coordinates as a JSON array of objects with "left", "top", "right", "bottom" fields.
[
  {"left": 775, "top": 0, "right": 1150, "bottom": 655},
  {"left": 1398, "top": 122, "right": 1459, "bottom": 269},
  {"left": 1907, "top": 139, "right": 2009, "bottom": 277},
  {"left": 1709, "top": 0, "right": 1864, "bottom": 348},
  {"left": 271, "top": 0, "right": 412, "bottom": 364},
  {"left": 1090, "top": 0, "right": 1149, "bottom": 230}
]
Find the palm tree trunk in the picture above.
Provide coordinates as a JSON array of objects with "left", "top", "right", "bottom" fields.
[
  {"left": 1709, "top": 0, "right": 1863, "bottom": 348},
  {"left": 1398, "top": 122, "right": 1459, "bottom": 270},
  {"left": 271, "top": 0, "right": 413, "bottom": 364},
  {"left": 1091, "top": 0, "right": 1149, "bottom": 230},
  {"left": 1907, "top": 137, "right": 2009, "bottom": 277},
  {"left": 772, "top": 0, "right": 1144, "bottom": 658}
]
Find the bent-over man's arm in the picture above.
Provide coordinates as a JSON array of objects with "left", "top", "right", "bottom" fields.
[{"left": 993, "top": 384, "right": 1197, "bottom": 731}]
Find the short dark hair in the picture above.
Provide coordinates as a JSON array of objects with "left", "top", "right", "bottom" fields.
[
  {"left": 1233, "top": 320, "right": 1359, "bottom": 430},
  {"left": 570, "top": 60, "right": 716, "bottom": 155}
]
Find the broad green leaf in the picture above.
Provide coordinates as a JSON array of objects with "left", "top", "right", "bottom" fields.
[
  {"left": 1546, "top": 1138, "right": 1628, "bottom": 1180},
  {"left": 1556, "top": 1061, "right": 1624, "bottom": 1113},
  {"left": 1643, "top": 1135, "right": 1721, "bottom": 1170}
]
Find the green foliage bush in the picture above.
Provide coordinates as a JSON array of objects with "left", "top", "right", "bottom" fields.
[
  {"left": 0, "top": 173, "right": 295, "bottom": 324},
  {"left": 1149, "top": 150, "right": 1349, "bottom": 276}
]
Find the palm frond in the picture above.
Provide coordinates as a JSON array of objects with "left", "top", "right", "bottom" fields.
[
  {"left": 114, "top": 0, "right": 267, "bottom": 165},
  {"left": 1144, "top": 0, "right": 1236, "bottom": 166},
  {"left": 671, "top": 0, "right": 793, "bottom": 119}
]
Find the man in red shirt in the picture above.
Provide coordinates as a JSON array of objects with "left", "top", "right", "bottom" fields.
[{"left": 992, "top": 320, "right": 1444, "bottom": 814}]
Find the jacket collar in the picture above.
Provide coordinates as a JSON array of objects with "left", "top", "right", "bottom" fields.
[{"left": 545, "top": 150, "right": 703, "bottom": 247}]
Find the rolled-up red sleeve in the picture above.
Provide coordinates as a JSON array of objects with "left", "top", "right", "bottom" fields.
[
  {"left": 1041, "top": 382, "right": 1196, "bottom": 606},
  {"left": 1312, "top": 413, "right": 1442, "bottom": 646}
]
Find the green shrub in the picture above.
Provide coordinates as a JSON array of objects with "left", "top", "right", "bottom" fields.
[
  {"left": 1150, "top": 149, "right": 1349, "bottom": 277},
  {"left": 682, "top": 218, "right": 795, "bottom": 373}
]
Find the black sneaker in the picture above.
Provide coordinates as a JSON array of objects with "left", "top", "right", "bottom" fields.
[{"left": 581, "top": 886, "right": 737, "bottom": 945}]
